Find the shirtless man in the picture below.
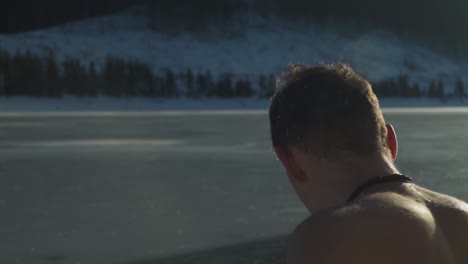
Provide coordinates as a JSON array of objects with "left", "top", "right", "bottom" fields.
[{"left": 269, "top": 64, "right": 468, "bottom": 263}]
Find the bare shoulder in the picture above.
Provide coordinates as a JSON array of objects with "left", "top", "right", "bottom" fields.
[
  {"left": 288, "top": 195, "right": 440, "bottom": 264},
  {"left": 417, "top": 185, "right": 468, "bottom": 215},
  {"left": 415, "top": 186, "right": 468, "bottom": 263}
]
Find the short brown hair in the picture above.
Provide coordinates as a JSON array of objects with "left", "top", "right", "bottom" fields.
[{"left": 269, "top": 63, "right": 388, "bottom": 158}]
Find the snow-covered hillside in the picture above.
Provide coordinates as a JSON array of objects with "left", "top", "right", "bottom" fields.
[{"left": 0, "top": 6, "right": 467, "bottom": 91}]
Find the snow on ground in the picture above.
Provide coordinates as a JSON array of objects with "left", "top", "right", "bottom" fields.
[
  {"left": 0, "top": 7, "right": 467, "bottom": 91},
  {"left": 1, "top": 96, "right": 468, "bottom": 112}
]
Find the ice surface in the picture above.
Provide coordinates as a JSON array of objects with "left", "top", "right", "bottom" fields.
[{"left": 1, "top": 111, "right": 468, "bottom": 263}]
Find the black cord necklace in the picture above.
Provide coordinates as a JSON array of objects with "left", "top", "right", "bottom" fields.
[{"left": 346, "top": 174, "right": 413, "bottom": 203}]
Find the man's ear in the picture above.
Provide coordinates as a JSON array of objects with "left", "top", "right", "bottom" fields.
[
  {"left": 386, "top": 124, "right": 398, "bottom": 161},
  {"left": 274, "top": 146, "right": 307, "bottom": 184}
]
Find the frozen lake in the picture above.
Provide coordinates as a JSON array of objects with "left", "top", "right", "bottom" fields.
[{"left": 1, "top": 109, "right": 468, "bottom": 264}]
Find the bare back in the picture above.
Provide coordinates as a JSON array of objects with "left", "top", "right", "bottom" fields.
[{"left": 288, "top": 182, "right": 468, "bottom": 264}]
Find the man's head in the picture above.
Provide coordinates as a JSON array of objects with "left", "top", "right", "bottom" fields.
[{"left": 269, "top": 63, "right": 398, "bottom": 212}]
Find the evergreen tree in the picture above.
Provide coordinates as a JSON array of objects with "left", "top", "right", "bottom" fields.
[
  {"left": 258, "top": 74, "right": 268, "bottom": 98},
  {"left": 372, "top": 80, "right": 384, "bottom": 97},
  {"left": 0, "top": 50, "right": 10, "bottom": 96},
  {"left": 375, "top": 78, "right": 398, "bottom": 97},
  {"left": 204, "top": 71, "right": 216, "bottom": 97},
  {"left": 45, "top": 52, "right": 62, "bottom": 97},
  {"left": 124, "top": 60, "right": 154, "bottom": 97},
  {"left": 6, "top": 50, "right": 45, "bottom": 96},
  {"left": 4, "top": 51, "right": 22, "bottom": 96},
  {"left": 258, "top": 74, "right": 276, "bottom": 98},
  {"left": 397, "top": 75, "right": 410, "bottom": 97},
  {"left": 63, "top": 58, "right": 86, "bottom": 96},
  {"left": 0, "top": 50, "right": 62, "bottom": 97},
  {"left": 164, "top": 69, "right": 178, "bottom": 98},
  {"left": 428, "top": 80, "right": 437, "bottom": 98},
  {"left": 217, "top": 73, "right": 234, "bottom": 97},
  {"left": 126, "top": 61, "right": 138, "bottom": 97},
  {"left": 0, "top": 71, "right": 4, "bottom": 96},
  {"left": 436, "top": 79, "right": 445, "bottom": 99},
  {"left": 185, "top": 68, "right": 195, "bottom": 98},
  {"left": 235, "top": 79, "right": 254, "bottom": 97},
  {"left": 195, "top": 73, "right": 206, "bottom": 98},
  {"left": 268, "top": 74, "right": 276, "bottom": 97},
  {"left": 454, "top": 77, "right": 465, "bottom": 99},
  {"left": 16, "top": 50, "right": 43, "bottom": 96},
  {"left": 87, "top": 61, "right": 99, "bottom": 97},
  {"left": 153, "top": 75, "right": 163, "bottom": 98},
  {"left": 103, "top": 56, "right": 127, "bottom": 97},
  {"left": 138, "top": 63, "right": 154, "bottom": 97},
  {"left": 411, "top": 83, "right": 422, "bottom": 98}
]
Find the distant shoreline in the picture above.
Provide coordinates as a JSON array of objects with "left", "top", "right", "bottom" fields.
[{"left": 1, "top": 97, "right": 468, "bottom": 112}]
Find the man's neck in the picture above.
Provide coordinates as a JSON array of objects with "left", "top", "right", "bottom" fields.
[{"left": 302, "top": 154, "right": 400, "bottom": 214}]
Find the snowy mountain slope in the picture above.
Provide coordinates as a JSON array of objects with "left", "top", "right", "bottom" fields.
[{"left": 0, "top": 7, "right": 467, "bottom": 91}]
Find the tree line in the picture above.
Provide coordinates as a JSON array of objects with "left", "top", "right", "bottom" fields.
[
  {"left": 0, "top": 49, "right": 274, "bottom": 98},
  {"left": 372, "top": 75, "right": 466, "bottom": 99},
  {"left": 0, "top": 49, "right": 464, "bottom": 99}
]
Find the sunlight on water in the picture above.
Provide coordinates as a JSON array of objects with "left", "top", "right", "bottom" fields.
[
  {"left": 20, "top": 139, "right": 182, "bottom": 147},
  {"left": 383, "top": 107, "right": 468, "bottom": 114},
  {"left": 0, "top": 122, "right": 47, "bottom": 127},
  {"left": 0, "top": 110, "right": 267, "bottom": 117},
  {"left": 2, "top": 107, "right": 468, "bottom": 117}
]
